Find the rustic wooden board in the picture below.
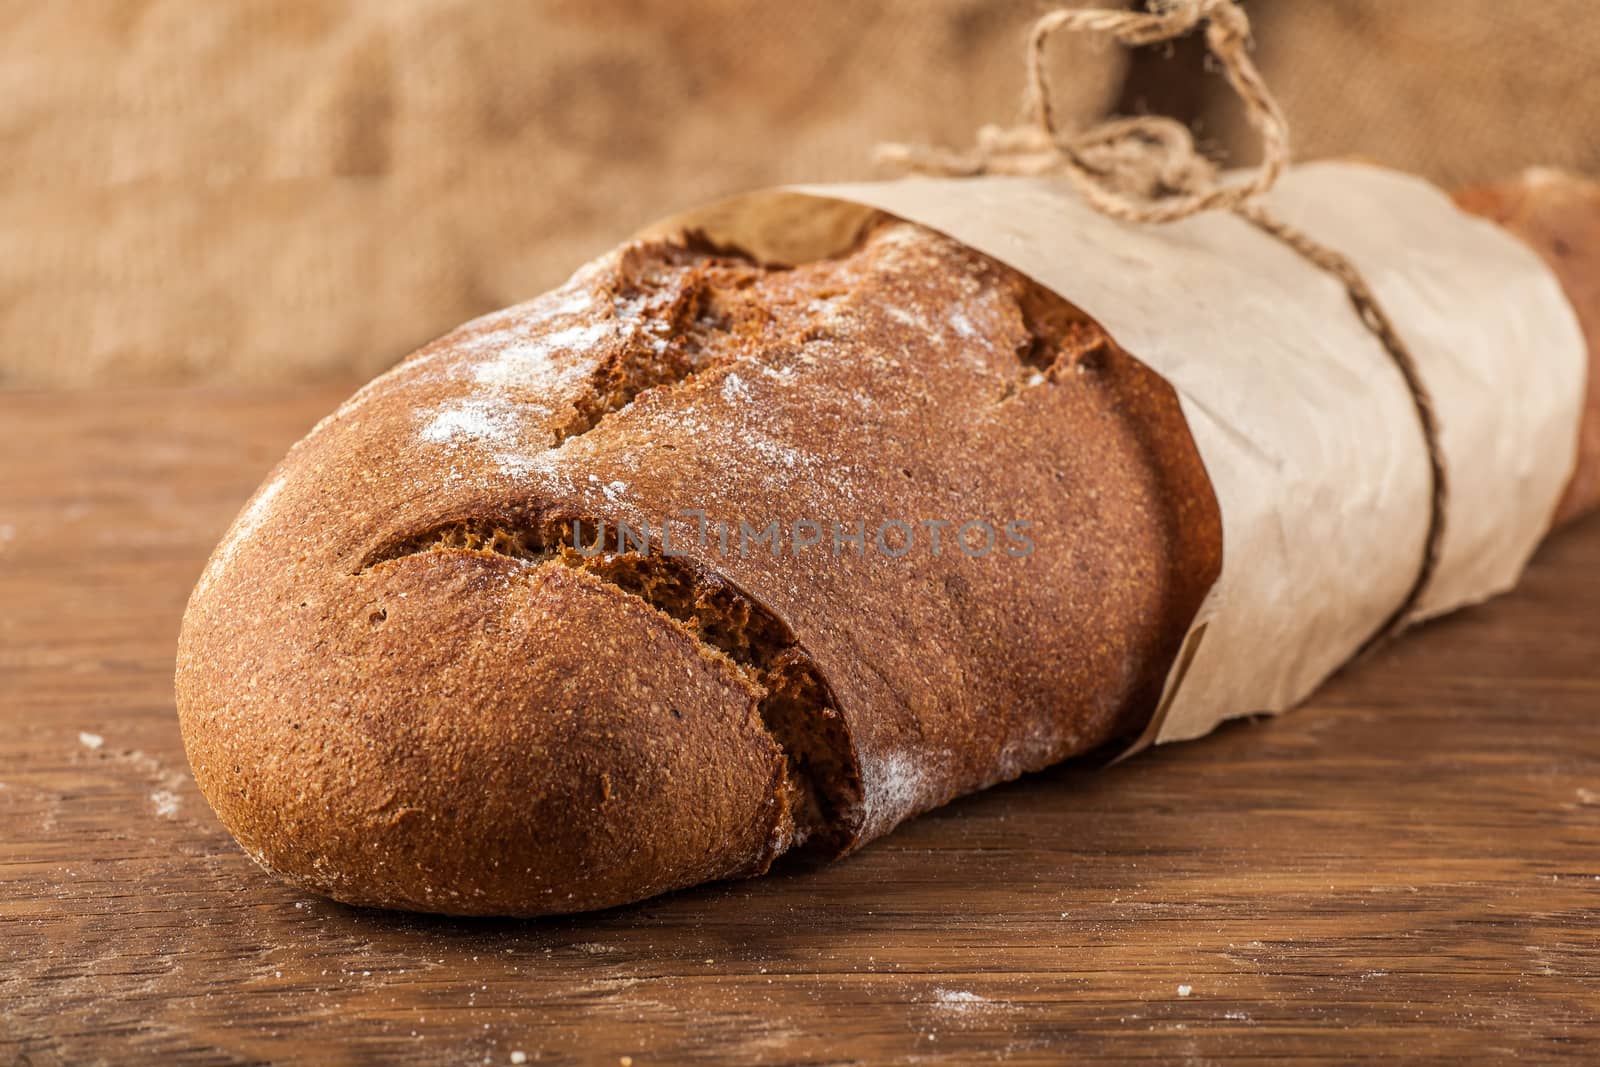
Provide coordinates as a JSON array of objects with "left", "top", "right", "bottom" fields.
[{"left": 2, "top": 386, "right": 1598, "bottom": 1066}]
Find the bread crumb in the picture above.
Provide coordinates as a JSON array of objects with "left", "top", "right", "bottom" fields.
[
  {"left": 78, "top": 732, "right": 104, "bottom": 751},
  {"left": 1177, "top": 984, "right": 1193, "bottom": 997},
  {"left": 620, "top": 1058, "right": 634, "bottom": 1067},
  {"left": 510, "top": 1053, "right": 527, "bottom": 1065}
]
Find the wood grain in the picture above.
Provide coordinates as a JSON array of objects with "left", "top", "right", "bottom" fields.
[{"left": 2, "top": 387, "right": 1598, "bottom": 1066}]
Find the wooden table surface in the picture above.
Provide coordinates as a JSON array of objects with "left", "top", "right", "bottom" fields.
[{"left": 3, "top": 386, "right": 1599, "bottom": 1066}]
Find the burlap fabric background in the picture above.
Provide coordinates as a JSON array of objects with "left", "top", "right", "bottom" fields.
[
  {"left": 3, "top": 1, "right": 1594, "bottom": 387},
  {"left": 0, "top": 1, "right": 1124, "bottom": 387},
  {"left": 1201, "top": 1, "right": 1600, "bottom": 188}
]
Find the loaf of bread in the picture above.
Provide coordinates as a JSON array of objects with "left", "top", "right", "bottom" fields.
[{"left": 176, "top": 170, "right": 1600, "bottom": 916}]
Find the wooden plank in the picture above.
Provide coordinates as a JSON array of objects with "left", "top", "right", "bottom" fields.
[{"left": 2, "top": 386, "right": 1597, "bottom": 1065}]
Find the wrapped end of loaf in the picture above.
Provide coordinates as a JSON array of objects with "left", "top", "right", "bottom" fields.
[
  {"left": 176, "top": 526, "right": 808, "bottom": 916},
  {"left": 1455, "top": 168, "right": 1600, "bottom": 524}
]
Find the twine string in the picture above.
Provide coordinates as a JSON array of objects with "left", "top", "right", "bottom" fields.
[{"left": 878, "top": 0, "right": 1445, "bottom": 642}]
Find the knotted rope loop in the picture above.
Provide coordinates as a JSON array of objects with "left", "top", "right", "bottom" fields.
[{"left": 879, "top": 0, "right": 1290, "bottom": 224}]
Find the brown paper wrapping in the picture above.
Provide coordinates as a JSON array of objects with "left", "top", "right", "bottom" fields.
[{"left": 643, "top": 161, "right": 1585, "bottom": 747}]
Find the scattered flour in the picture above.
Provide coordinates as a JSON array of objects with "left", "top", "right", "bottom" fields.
[
  {"left": 746, "top": 435, "right": 813, "bottom": 474},
  {"left": 933, "top": 989, "right": 991, "bottom": 1013},
  {"left": 930, "top": 988, "right": 1017, "bottom": 1019},
  {"left": 413, "top": 271, "right": 640, "bottom": 479},
  {"left": 990, "top": 723, "right": 1058, "bottom": 785},
  {"left": 864, "top": 751, "right": 931, "bottom": 830},
  {"left": 1177, "top": 984, "right": 1193, "bottom": 997},
  {"left": 79, "top": 736, "right": 191, "bottom": 823},
  {"left": 720, "top": 371, "right": 753, "bottom": 404},
  {"left": 405, "top": 284, "right": 602, "bottom": 386},
  {"left": 151, "top": 790, "right": 182, "bottom": 819},
  {"left": 471, "top": 323, "right": 612, "bottom": 393},
  {"left": 613, "top": 291, "right": 671, "bottom": 326},
  {"left": 948, "top": 311, "right": 978, "bottom": 339},
  {"left": 419, "top": 399, "right": 521, "bottom": 446},
  {"left": 539, "top": 286, "right": 601, "bottom": 321},
  {"left": 885, "top": 305, "right": 935, "bottom": 335},
  {"left": 421, "top": 321, "right": 612, "bottom": 454},
  {"left": 759, "top": 363, "right": 798, "bottom": 386}
]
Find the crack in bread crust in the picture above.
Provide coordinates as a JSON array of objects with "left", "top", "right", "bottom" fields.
[
  {"left": 550, "top": 240, "right": 774, "bottom": 448},
  {"left": 361, "top": 515, "right": 864, "bottom": 857}
]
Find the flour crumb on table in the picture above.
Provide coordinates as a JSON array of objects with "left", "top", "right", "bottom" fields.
[
  {"left": 78, "top": 731, "right": 104, "bottom": 751},
  {"left": 931, "top": 989, "right": 994, "bottom": 1015}
]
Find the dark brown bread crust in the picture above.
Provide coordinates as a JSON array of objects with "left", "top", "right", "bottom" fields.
[
  {"left": 178, "top": 171, "right": 1600, "bottom": 917},
  {"left": 178, "top": 220, "right": 1221, "bottom": 915}
]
